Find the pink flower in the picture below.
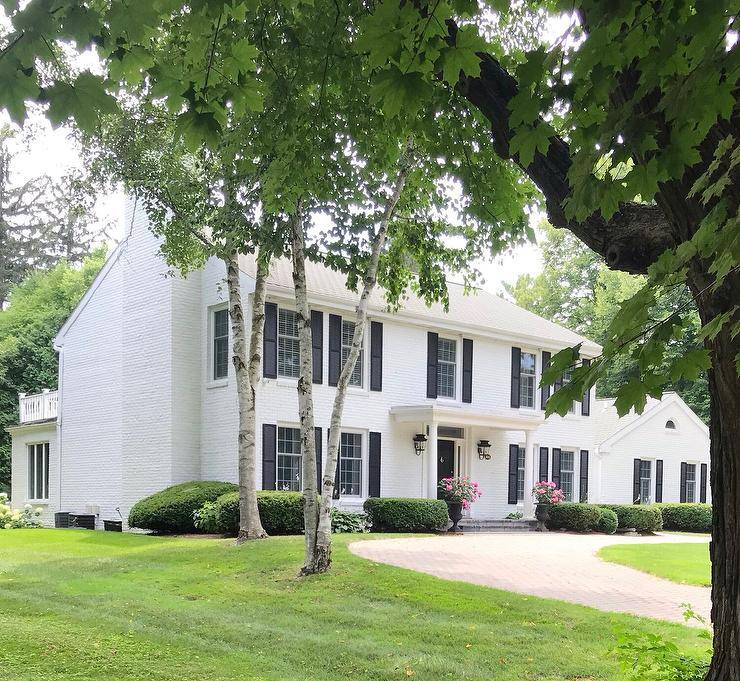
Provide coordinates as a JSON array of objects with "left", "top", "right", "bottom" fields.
[{"left": 445, "top": 484, "right": 452, "bottom": 491}]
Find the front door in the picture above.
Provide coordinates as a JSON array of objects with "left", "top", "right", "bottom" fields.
[{"left": 437, "top": 439, "right": 456, "bottom": 499}]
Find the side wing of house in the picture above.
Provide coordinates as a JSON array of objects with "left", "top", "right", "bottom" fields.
[{"left": 598, "top": 394, "right": 710, "bottom": 505}]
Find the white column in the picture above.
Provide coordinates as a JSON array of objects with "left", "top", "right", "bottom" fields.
[
  {"left": 522, "top": 430, "right": 536, "bottom": 518},
  {"left": 427, "top": 422, "right": 438, "bottom": 499}
]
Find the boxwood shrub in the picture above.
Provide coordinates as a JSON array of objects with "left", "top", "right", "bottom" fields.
[
  {"left": 595, "top": 507, "right": 618, "bottom": 535},
  {"left": 655, "top": 503, "right": 711, "bottom": 533},
  {"left": 214, "top": 491, "right": 305, "bottom": 536},
  {"left": 128, "top": 481, "right": 237, "bottom": 533},
  {"left": 545, "top": 503, "right": 602, "bottom": 532},
  {"left": 599, "top": 504, "right": 663, "bottom": 533},
  {"left": 363, "top": 497, "right": 448, "bottom": 532}
]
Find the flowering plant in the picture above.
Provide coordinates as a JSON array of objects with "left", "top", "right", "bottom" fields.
[
  {"left": 438, "top": 476, "right": 482, "bottom": 510},
  {"left": 0, "top": 494, "right": 43, "bottom": 529},
  {"left": 532, "top": 482, "right": 566, "bottom": 505}
]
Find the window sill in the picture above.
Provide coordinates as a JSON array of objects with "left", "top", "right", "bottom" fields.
[
  {"left": 207, "top": 379, "right": 229, "bottom": 390},
  {"left": 27, "top": 500, "right": 49, "bottom": 505}
]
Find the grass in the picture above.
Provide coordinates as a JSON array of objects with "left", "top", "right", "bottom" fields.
[
  {"left": 598, "top": 542, "right": 711, "bottom": 587},
  {"left": 0, "top": 530, "right": 708, "bottom": 680}
]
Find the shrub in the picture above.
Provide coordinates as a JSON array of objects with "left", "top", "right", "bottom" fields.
[
  {"left": 128, "top": 481, "right": 237, "bottom": 533},
  {"left": 599, "top": 504, "right": 663, "bottom": 533},
  {"left": 213, "top": 491, "right": 305, "bottom": 536},
  {"left": 192, "top": 500, "right": 220, "bottom": 533},
  {"left": 546, "top": 502, "right": 601, "bottom": 532},
  {"left": 655, "top": 503, "right": 711, "bottom": 533},
  {"left": 331, "top": 509, "right": 369, "bottom": 534},
  {"left": 363, "top": 497, "right": 448, "bottom": 532},
  {"left": 0, "top": 494, "right": 43, "bottom": 529},
  {"left": 595, "top": 507, "right": 618, "bottom": 535}
]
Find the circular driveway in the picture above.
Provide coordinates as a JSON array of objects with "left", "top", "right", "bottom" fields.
[{"left": 350, "top": 532, "right": 711, "bottom": 626}]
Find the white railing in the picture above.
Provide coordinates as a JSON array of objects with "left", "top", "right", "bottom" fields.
[{"left": 19, "top": 390, "right": 58, "bottom": 424}]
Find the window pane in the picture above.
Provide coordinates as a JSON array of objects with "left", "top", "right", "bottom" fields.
[
  {"left": 341, "top": 320, "right": 363, "bottom": 387},
  {"left": 339, "top": 432, "right": 362, "bottom": 496},
  {"left": 686, "top": 464, "right": 696, "bottom": 503},
  {"left": 28, "top": 445, "right": 35, "bottom": 499},
  {"left": 639, "top": 460, "right": 652, "bottom": 504},
  {"left": 516, "top": 447, "right": 525, "bottom": 501},
  {"left": 277, "top": 427, "right": 301, "bottom": 491},
  {"left": 278, "top": 309, "right": 300, "bottom": 378},
  {"left": 560, "top": 451, "right": 574, "bottom": 501},
  {"left": 36, "top": 446, "right": 43, "bottom": 500},
  {"left": 213, "top": 309, "right": 229, "bottom": 380},
  {"left": 44, "top": 443, "right": 50, "bottom": 500},
  {"left": 437, "top": 338, "right": 456, "bottom": 398},
  {"left": 519, "top": 352, "right": 536, "bottom": 408}
]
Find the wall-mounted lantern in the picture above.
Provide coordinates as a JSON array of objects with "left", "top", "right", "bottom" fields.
[
  {"left": 413, "top": 433, "right": 428, "bottom": 456},
  {"left": 477, "top": 439, "right": 492, "bottom": 460}
]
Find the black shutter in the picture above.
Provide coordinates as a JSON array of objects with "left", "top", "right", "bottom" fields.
[
  {"left": 508, "top": 444, "right": 519, "bottom": 504},
  {"left": 540, "top": 351, "right": 551, "bottom": 410},
  {"left": 462, "top": 338, "right": 473, "bottom": 403},
  {"left": 700, "top": 463, "right": 708, "bottom": 503},
  {"left": 539, "top": 447, "right": 549, "bottom": 482},
  {"left": 426, "top": 332, "right": 439, "bottom": 399},
  {"left": 680, "top": 462, "right": 688, "bottom": 503},
  {"left": 551, "top": 448, "right": 561, "bottom": 488},
  {"left": 370, "top": 321, "right": 383, "bottom": 392},
  {"left": 315, "top": 427, "right": 323, "bottom": 491},
  {"left": 368, "top": 432, "right": 381, "bottom": 497},
  {"left": 655, "top": 459, "right": 664, "bottom": 502},
  {"left": 311, "top": 310, "right": 323, "bottom": 384},
  {"left": 633, "top": 458, "right": 642, "bottom": 504},
  {"left": 262, "top": 424, "right": 276, "bottom": 490},
  {"left": 510, "top": 347, "right": 521, "bottom": 408},
  {"left": 579, "top": 450, "right": 589, "bottom": 502},
  {"left": 581, "top": 358, "right": 591, "bottom": 416},
  {"left": 328, "top": 314, "right": 342, "bottom": 387},
  {"left": 263, "top": 302, "right": 278, "bottom": 379}
]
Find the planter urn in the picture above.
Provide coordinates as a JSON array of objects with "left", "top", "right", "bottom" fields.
[
  {"left": 447, "top": 501, "right": 464, "bottom": 532},
  {"left": 535, "top": 502, "right": 551, "bottom": 532}
]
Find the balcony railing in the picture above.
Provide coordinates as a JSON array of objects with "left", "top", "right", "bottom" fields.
[{"left": 19, "top": 390, "right": 58, "bottom": 424}]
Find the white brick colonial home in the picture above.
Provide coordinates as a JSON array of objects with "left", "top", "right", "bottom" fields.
[{"left": 7, "top": 202, "right": 712, "bottom": 528}]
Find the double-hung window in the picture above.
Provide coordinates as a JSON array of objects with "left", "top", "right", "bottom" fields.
[
  {"left": 27, "top": 442, "right": 49, "bottom": 501},
  {"left": 277, "top": 427, "right": 301, "bottom": 491},
  {"left": 560, "top": 450, "right": 575, "bottom": 501},
  {"left": 562, "top": 367, "right": 575, "bottom": 413},
  {"left": 685, "top": 463, "right": 697, "bottom": 503},
  {"left": 639, "top": 460, "right": 652, "bottom": 504},
  {"left": 519, "top": 352, "right": 536, "bottom": 408},
  {"left": 437, "top": 338, "right": 457, "bottom": 399},
  {"left": 278, "top": 309, "right": 300, "bottom": 378},
  {"left": 212, "top": 308, "right": 229, "bottom": 380},
  {"left": 339, "top": 432, "right": 362, "bottom": 496},
  {"left": 516, "top": 446, "right": 525, "bottom": 502},
  {"left": 341, "top": 320, "right": 363, "bottom": 387}
]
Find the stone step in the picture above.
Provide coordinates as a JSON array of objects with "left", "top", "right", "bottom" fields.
[{"left": 453, "top": 519, "right": 539, "bottom": 533}]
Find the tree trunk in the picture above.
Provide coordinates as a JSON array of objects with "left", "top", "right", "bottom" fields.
[
  {"left": 692, "top": 273, "right": 740, "bottom": 681},
  {"left": 304, "top": 154, "right": 412, "bottom": 574},
  {"left": 225, "top": 251, "right": 268, "bottom": 543},
  {"left": 289, "top": 209, "right": 320, "bottom": 572}
]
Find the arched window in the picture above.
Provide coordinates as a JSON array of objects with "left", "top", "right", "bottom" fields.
[{"left": 665, "top": 419, "right": 676, "bottom": 430}]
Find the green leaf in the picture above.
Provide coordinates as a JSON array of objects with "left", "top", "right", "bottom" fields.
[
  {"left": 0, "top": 60, "right": 39, "bottom": 122},
  {"left": 669, "top": 349, "right": 711, "bottom": 382},
  {"left": 369, "top": 68, "right": 432, "bottom": 118},
  {"left": 509, "top": 123, "right": 554, "bottom": 167},
  {"left": 698, "top": 307, "right": 738, "bottom": 343},
  {"left": 516, "top": 46, "right": 547, "bottom": 89},
  {"left": 174, "top": 109, "right": 222, "bottom": 150},
  {"left": 437, "top": 27, "right": 485, "bottom": 84},
  {"left": 45, "top": 73, "right": 118, "bottom": 132}
]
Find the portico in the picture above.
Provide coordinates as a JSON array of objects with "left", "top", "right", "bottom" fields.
[{"left": 390, "top": 404, "right": 544, "bottom": 518}]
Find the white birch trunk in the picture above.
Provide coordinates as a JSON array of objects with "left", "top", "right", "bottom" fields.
[
  {"left": 225, "top": 251, "right": 268, "bottom": 542},
  {"left": 289, "top": 209, "right": 320, "bottom": 571},
  {"left": 305, "top": 157, "right": 411, "bottom": 573}
]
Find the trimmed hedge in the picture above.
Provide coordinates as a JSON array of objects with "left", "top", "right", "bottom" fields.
[
  {"left": 599, "top": 504, "right": 663, "bottom": 533},
  {"left": 595, "top": 507, "right": 618, "bottom": 535},
  {"left": 655, "top": 503, "right": 711, "bottom": 533},
  {"left": 545, "top": 503, "right": 601, "bottom": 532},
  {"left": 128, "top": 481, "right": 237, "bottom": 533},
  {"left": 364, "top": 497, "right": 449, "bottom": 532},
  {"left": 214, "top": 491, "right": 304, "bottom": 536}
]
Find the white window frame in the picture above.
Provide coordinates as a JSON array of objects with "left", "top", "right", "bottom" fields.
[
  {"left": 338, "top": 429, "right": 366, "bottom": 498},
  {"left": 341, "top": 318, "right": 365, "bottom": 389},
  {"left": 276, "top": 425, "right": 302, "bottom": 492},
  {"left": 436, "top": 335, "right": 459, "bottom": 401},
  {"left": 685, "top": 463, "right": 697, "bottom": 503},
  {"left": 27, "top": 441, "right": 50, "bottom": 502},
  {"left": 639, "top": 459, "right": 653, "bottom": 505},
  {"left": 516, "top": 445, "right": 525, "bottom": 502},
  {"left": 519, "top": 350, "right": 537, "bottom": 409},
  {"left": 559, "top": 449, "right": 576, "bottom": 502},
  {"left": 209, "top": 304, "right": 229, "bottom": 386},
  {"left": 277, "top": 307, "right": 300, "bottom": 380}
]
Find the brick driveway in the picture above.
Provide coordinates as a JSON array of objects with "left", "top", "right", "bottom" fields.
[{"left": 350, "top": 532, "right": 711, "bottom": 626}]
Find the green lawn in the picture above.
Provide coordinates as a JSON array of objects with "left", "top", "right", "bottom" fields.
[
  {"left": 0, "top": 530, "right": 707, "bottom": 680},
  {"left": 599, "top": 542, "right": 711, "bottom": 587}
]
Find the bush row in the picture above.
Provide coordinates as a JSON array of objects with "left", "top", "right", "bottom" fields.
[
  {"left": 130, "top": 482, "right": 446, "bottom": 535},
  {"left": 654, "top": 503, "right": 711, "bottom": 533},
  {"left": 546, "top": 503, "right": 663, "bottom": 534},
  {"left": 598, "top": 504, "right": 663, "bottom": 533}
]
